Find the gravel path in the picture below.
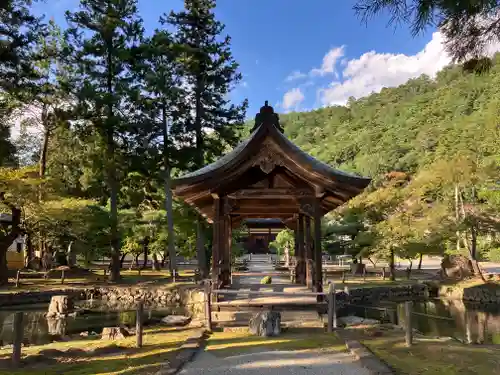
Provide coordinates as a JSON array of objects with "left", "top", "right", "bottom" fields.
[{"left": 179, "top": 349, "right": 372, "bottom": 375}]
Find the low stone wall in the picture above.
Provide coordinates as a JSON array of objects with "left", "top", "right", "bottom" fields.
[
  {"left": 0, "top": 285, "right": 206, "bottom": 318},
  {"left": 341, "top": 283, "right": 429, "bottom": 304},
  {"left": 84, "top": 286, "right": 205, "bottom": 317},
  {"left": 438, "top": 283, "right": 500, "bottom": 304}
]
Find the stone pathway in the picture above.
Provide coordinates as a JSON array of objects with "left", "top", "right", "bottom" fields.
[
  {"left": 179, "top": 349, "right": 372, "bottom": 375},
  {"left": 188, "top": 256, "right": 370, "bottom": 374}
]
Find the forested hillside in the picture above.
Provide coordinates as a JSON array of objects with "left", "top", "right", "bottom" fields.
[{"left": 279, "top": 55, "right": 500, "bottom": 269}]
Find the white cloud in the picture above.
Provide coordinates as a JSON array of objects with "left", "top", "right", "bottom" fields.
[
  {"left": 319, "top": 31, "right": 500, "bottom": 106},
  {"left": 285, "top": 70, "right": 307, "bottom": 82},
  {"left": 311, "top": 46, "right": 345, "bottom": 77},
  {"left": 281, "top": 88, "right": 305, "bottom": 111}
]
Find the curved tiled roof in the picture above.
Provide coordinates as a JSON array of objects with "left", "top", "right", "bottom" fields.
[{"left": 173, "top": 121, "right": 370, "bottom": 189}]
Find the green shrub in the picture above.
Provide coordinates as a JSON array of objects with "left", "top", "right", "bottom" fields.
[{"left": 260, "top": 276, "right": 272, "bottom": 284}]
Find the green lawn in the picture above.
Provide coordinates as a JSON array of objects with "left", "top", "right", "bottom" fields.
[
  {"left": 0, "top": 326, "right": 195, "bottom": 375},
  {"left": 346, "top": 326, "right": 500, "bottom": 375}
]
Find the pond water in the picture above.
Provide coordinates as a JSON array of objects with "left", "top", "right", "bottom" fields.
[
  {"left": 0, "top": 301, "right": 187, "bottom": 347},
  {"left": 343, "top": 299, "right": 500, "bottom": 345}
]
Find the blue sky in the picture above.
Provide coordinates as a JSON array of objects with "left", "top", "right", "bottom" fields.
[{"left": 35, "top": 0, "right": 456, "bottom": 117}]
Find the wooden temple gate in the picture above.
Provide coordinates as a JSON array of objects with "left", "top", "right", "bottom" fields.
[{"left": 172, "top": 102, "right": 370, "bottom": 293}]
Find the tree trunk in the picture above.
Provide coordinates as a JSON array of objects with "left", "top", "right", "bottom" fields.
[
  {"left": 141, "top": 237, "right": 150, "bottom": 269},
  {"left": 162, "top": 102, "right": 177, "bottom": 275},
  {"left": 389, "top": 249, "right": 396, "bottom": 281},
  {"left": 106, "top": 44, "right": 120, "bottom": 283},
  {"left": 134, "top": 254, "right": 139, "bottom": 268},
  {"left": 418, "top": 253, "right": 423, "bottom": 270},
  {"left": 0, "top": 247, "right": 9, "bottom": 285},
  {"left": 25, "top": 233, "right": 34, "bottom": 268},
  {"left": 39, "top": 107, "right": 50, "bottom": 180},
  {"left": 152, "top": 253, "right": 159, "bottom": 271},
  {"left": 406, "top": 259, "right": 413, "bottom": 279},
  {"left": 120, "top": 253, "right": 126, "bottom": 268},
  {"left": 367, "top": 257, "right": 377, "bottom": 267},
  {"left": 455, "top": 184, "right": 461, "bottom": 252}
]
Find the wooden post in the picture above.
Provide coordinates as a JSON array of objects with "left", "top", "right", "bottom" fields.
[
  {"left": 12, "top": 312, "right": 23, "bottom": 367},
  {"left": 327, "top": 283, "right": 334, "bottom": 333},
  {"left": 61, "top": 269, "right": 65, "bottom": 285},
  {"left": 136, "top": 302, "right": 144, "bottom": 348},
  {"left": 204, "top": 280, "right": 213, "bottom": 332},
  {"left": 342, "top": 271, "right": 346, "bottom": 284},
  {"left": 305, "top": 216, "right": 313, "bottom": 289},
  {"left": 405, "top": 301, "right": 413, "bottom": 347},
  {"left": 332, "top": 283, "right": 337, "bottom": 329},
  {"left": 313, "top": 199, "right": 323, "bottom": 295},
  {"left": 212, "top": 195, "right": 221, "bottom": 286},
  {"left": 15, "top": 270, "right": 21, "bottom": 287},
  {"left": 296, "top": 214, "right": 305, "bottom": 284}
]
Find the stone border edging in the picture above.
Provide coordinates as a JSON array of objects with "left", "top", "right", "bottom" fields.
[
  {"left": 155, "top": 328, "right": 209, "bottom": 375},
  {"left": 336, "top": 330, "right": 394, "bottom": 375}
]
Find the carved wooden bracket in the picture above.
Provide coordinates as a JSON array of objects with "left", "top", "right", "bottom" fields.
[
  {"left": 223, "top": 198, "right": 238, "bottom": 215},
  {"left": 252, "top": 140, "right": 285, "bottom": 174},
  {"left": 299, "top": 202, "right": 314, "bottom": 216}
]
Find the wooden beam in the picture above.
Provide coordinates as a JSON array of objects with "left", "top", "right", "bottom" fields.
[
  {"left": 232, "top": 209, "right": 299, "bottom": 215},
  {"left": 228, "top": 188, "right": 314, "bottom": 199}
]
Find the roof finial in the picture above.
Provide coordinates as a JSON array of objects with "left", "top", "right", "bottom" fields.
[{"left": 252, "top": 100, "right": 284, "bottom": 133}]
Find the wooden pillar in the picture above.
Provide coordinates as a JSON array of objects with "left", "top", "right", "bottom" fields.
[
  {"left": 211, "top": 195, "right": 221, "bottom": 287},
  {"left": 313, "top": 198, "right": 323, "bottom": 295},
  {"left": 305, "top": 215, "right": 313, "bottom": 289},
  {"left": 295, "top": 214, "right": 306, "bottom": 284},
  {"left": 224, "top": 214, "right": 232, "bottom": 286}
]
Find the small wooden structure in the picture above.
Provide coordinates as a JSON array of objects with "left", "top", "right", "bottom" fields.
[
  {"left": 172, "top": 102, "right": 370, "bottom": 292},
  {"left": 242, "top": 218, "right": 285, "bottom": 254}
]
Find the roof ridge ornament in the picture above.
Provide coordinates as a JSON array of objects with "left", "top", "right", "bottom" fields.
[{"left": 252, "top": 100, "right": 285, "bottom": 133}]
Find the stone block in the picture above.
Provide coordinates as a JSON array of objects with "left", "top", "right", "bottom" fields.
[
  {"left": 249, "top": 311, "right": 281, "bottom": 337},
  {"left": 46, "top": 295, "right": 74, "bottom": 318},
  {"left": 161, "top": 315, "right": 191, "bottom": 326}
]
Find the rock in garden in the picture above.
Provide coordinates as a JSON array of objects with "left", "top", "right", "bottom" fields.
[
  {"left": 249, "top": 311, "right": 281, "bottom": 337},
  {"left": 161, "top": 315, "right": 191, "bottom": 326},
  {"left": 441, "top": 255, "right": 475, "bottom": 279},
  {"left": 339, "top": 315, "right": 380, "bottom": 327},
  {"left": 46, "top": 295, "right": 74, "bottom": 318},
  {"left": 100, "top": 327, "right": 130, "bottom": 340}
]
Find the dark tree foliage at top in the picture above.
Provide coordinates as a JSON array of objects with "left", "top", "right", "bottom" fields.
[
  {"left": 354, "top": 0, "right": 500, "bottom": 61},
  {"left": 166, "top": 0, "right": 248, "bottom": 170}
]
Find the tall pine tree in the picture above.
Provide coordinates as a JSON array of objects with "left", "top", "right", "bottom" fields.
[
  {"left": 167, "top": 0, "right": 248, "bottom": 169},
  {"left": 167, "top": 0, "right": 247, "bottom": 275},
  {"left": 131, "top": 25, "right": 188, "bottom": 276},
  {"left": 65, "top": 0, "right": 144, "bottom": 281}
]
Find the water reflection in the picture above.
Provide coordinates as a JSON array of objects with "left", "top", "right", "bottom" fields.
[
  {"left": 343, "top": 299, "right": 500, "bottom": 345},
  {"left": 0, "top": 302, "right": 186, "bottom": 347}
]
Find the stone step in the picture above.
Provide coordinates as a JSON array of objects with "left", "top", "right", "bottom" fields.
[{"left": 212, "top": 310, "right": 324, "bottom": 326}]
